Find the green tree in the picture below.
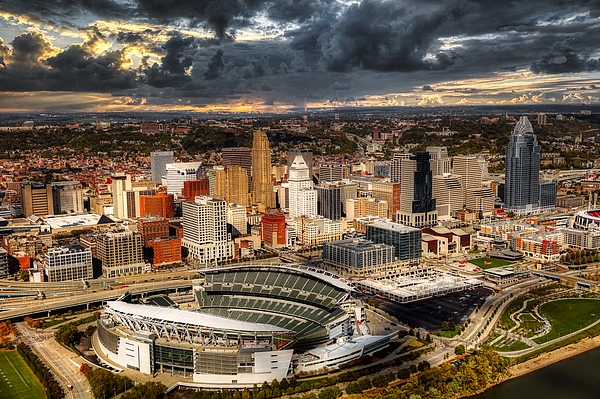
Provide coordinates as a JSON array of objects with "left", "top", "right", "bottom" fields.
[
  {"left": 449, "top": 321, "right": 456, "bottom": 331},
  {"left": 417, "top": 361, "right": 431, "bottom": 372},
  {"left": 19, "top": 270, "right": 29, "bottom": 282},
  {"left": 55, "top": 323, "right": 80, "bottom": 346},
  {"left": 441, "top": 321, "right": 449, "bottom": 331},
  {"left": 455, "top": 345, "right": 466, "bottom": 355},
  {"left": 121, "top": 381, "right": 167, "bottom": 399},
  {"left": 317, "top": 386, "right": 341, "bottom": 399}
]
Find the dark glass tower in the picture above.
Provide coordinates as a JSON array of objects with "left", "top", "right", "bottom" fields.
[
  {"left": 411, "top": 152, "right": 436, "bottom": 213},
  {"left": 505, "top": 117, "right": 540, "bottom": 214}
]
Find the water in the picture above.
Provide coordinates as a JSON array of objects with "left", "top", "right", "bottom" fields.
[{"left": 471, "top": 347, "right": 600, "bottom": 399}]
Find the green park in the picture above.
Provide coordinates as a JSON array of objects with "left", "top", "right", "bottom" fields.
[{"left": 0, "top": 350, "right": 46, "bottom": 399}]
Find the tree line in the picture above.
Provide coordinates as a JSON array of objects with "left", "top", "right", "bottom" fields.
[{"left": 17, "top": 343, "right": 64, "bottom": 399}]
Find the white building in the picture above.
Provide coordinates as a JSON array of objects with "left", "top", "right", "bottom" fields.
[
  {"left": 43, "top": 245, "right": 93, "bottom": 282},
  {"left": 164, "top": 162, "right": 202, "bottom": 195},
  {"left": 109, "top": 174, "right": 132, "bottom": 220},
  {"left": 96, "top": 230, "right": 144, "bottom": 277},
  {"left": 227, "top": 203, "right": 248, "bottom": 237},
  {"left": 182, "top": 197, "right": 234, "bottom": 263},
  {"left": 288, "top": 154, "right": 317, "bottom": 217}
]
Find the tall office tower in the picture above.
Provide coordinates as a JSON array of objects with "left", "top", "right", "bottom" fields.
[
  {"left": 123, "top": 187, "right": 158, "bottom": 219},
  {"left": 251, "top": 131, "right": 276, "bottom": 208},
  {"left": 261, "top": 213, "right": 287, "bottom": 247},
  {"left": 432, "top": 175, "right": 463, "bottom": 213},
  {"left": 20, "top": 182, "right": 54, "bottom": 217},
  {"left": 151, "top": 151, "right": 174, "bottom": 184},
  {"left": 345, "top": 197, "right": 388, "bottom": 220},
  {"left": 227, "top": 203, "right": 248, "bottom": 237},
  {"left": 318, "top": 162, "right": 344, "bottom": 183},
  {"left": 109, "top": 174, "right": 132, "bottom": 220},
  {"left": 52, "top": 182, "right": 84, "bottom": 214},
  {"left": 43, "top": 245, "right": 93, "bottom": 282},
  {"left": 137, "top": 216, "right": 170, "bottom": 247},
  {"left": 182, "top": 180, "right": 210, "bottom": 200},
  {"left": 453, "top": 155, "right": 484, "bottom": 209},
  {"left": 339, "top": 182, "right": 358, "bottom": 216},
  {"left": 222, "top": 147, "right": 252, "bottom": 187},
  {"left": 96, "top": 230, "right": 145, "bottom": 277},
  {"left": 371, "top": 182, "right": 400, "bottom": 219},
  {"left": 465, "top": 188, "right": 495, "bottom": 216},
  {"left": 397, "top": 152, "right": 437, "bottom": 228},
  {"left": 181, "top": 196, "right": 234, "bottom": 263},
  {"left": 164, "top": 162, "right": 202, "bottom": 195},
  {"left": 288, "top": 154, "right": 317, "bottom": 217},
  {"left": 214, "top": 166, "right": 250, "bottom": 206},
  {"left": 426, "top": 146, "right": 451, "bottom": 176},
  {"left": 539, "top": 180, "right": 557, "bottom": 211},
  {"left": 537, "top": 112, "right": 547, "bottom": 126},
  {"left": 365, "top": 220, "right": 422, "bottom": 264},
  {"left": 140, "top": 192, "right": 175, "bottom": 219},
  {"left": 287, "top": 149, "right": 313, "bottom": 178},
  {"left": 316, "top": 183, "right": 342, "bottom": 221},
  {"left": 390, "top": 150, "right": 411, "bottom": 183},
  {"left": 505, "top": 116, "right": 541, "bottom": 215}
]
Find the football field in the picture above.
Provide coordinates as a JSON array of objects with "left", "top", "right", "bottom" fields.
[{"left": 0, "top": 350, "right": 46, "bottom": 399}]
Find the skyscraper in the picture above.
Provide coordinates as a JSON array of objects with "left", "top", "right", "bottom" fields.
[
  {"left": 317, "top": 183, "right": 342, "bottom": 221},
  {"left": 287, "top": 149, "right": 313, "bottom": 178},
  {"left": 505, "top": 116, "right": 541, "bottom": 215},
  {"left": 426, "top": 146, "right": 451, "bottom": 176},
  {"left": 20, "top": 182, "right": 54, "bottom": 217},
  {"left": 222, "top": 147, "right": 252, "bottom": 187},
  {"left": 151, "top": 151, "right": 174, "bottom": 184},
  {"left": 110, "top": 173, "right": 132, "bottom": 220},
  {"left": 251, "top": 131, "right": 276, "bottom": 208},
  {"left": 318, "top": 162, "right": 344, "bottom": 183},
  {"left": 213, "top": 166, "right": 250, "bottom": 206},
  {"left": 397, "top": 152, "right": 437, "bottom": 228},
  {"left": 390, "top": 150, "right": 411, "bottom": 183},
  {"left": 288, "top": 154, "right": 317, "bottom": 217}
]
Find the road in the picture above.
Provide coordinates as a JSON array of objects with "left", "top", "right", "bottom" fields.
[{"left": 16, "top": 323, "right": 90, "bottom": 399}]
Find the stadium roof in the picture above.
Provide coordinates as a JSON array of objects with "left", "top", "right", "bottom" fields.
[
  {"left": 198, "top": 264, "right": 356, "bottom": 292},
  {"left": 105, "top": 301, "right": 290, "bottom": 333}
]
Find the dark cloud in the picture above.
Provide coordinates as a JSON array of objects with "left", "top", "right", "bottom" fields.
[
  {"left": 141, "top": 34, "right": 198, "bottom": 88},
  {"left": 531, "top": 42, "right": 600, "bottom": 74},
  {"left": 330, "top": 81, "right": 353, "bottom": 91},
  {"left": 204, "top": 49, "right": 224, "bottom": 80},
  {"left": 422, "top": 85, "right": 435, "bottom": 91}
]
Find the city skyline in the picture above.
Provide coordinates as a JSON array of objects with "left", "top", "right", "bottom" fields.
[{"left": 0, "top": 1, "right": 599, "bottom": 112}]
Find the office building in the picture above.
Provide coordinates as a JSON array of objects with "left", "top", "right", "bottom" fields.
[
  {"left": 43, "top": 245, "right": 93, "bottom": 282},
  {"left": 96, "top": 230, "right": 145, "bottom": 277},
  {"left": 339, "top": 182, "right": 358, "bottom": 215},
  {"left": 505, "top": 116, "right": 541, "bottom": 215},
  {"left": 182, "top": 197, "right": 234, "bottom": 263},
  {"left": 213, "top": 166, "right": 250, "bottom": 206},
  {"left": 182, "top": 180, "right": 210, "bottom": 200},
  {"left": 537, "top": 112, "right": 547, "bottom": 126},
  {"left": 151, "top": 151, "right": 174, "bottom": 184},
  {"left": 150, "top": 237, "right": 182, "bottom": 266},
  {"left": 260, "top": 213, "right": 287, "bottom": 247},
  {"left": 140, "top": 192, "right": 175, "bottom": 219},
  {"left": 397, "top": 152, "right": 437, "bottom": 228},
  {"left": 539, "top": 180, "right": 557, "bottom": 211},
  {"left": 20, "top": 182, "right": 54, "bottom": 217},
  {"left": 165, "top": 162, "right": 202, "bottom": 196},
  {"left": 251, "top": 131, "right": 276, "bottom": 208},
  {"left": 365, "top": 220, "right": 422, "bottom": 263},
  {"left": 137, "top": 216, "right": 170, "bottom": 247},
  {"left": 109, "top": 174, "right": 132, "bottom": 220},
  {"left": 346, "top": 197, "right": 388, "bottom": 220},
  {"left": 371, "top": 182, "right": 400, "bottom": 219},
  {"left": 453, "top": 155, "right": 483, "bottom": 208},
  {"left": 287, "top": 149, "right": 313, "bottom": 178},
  {"left": 432, "top": 175, "right": 463, "bottom": 214},
  {"left": 318, "top": 162, "right": 344, "bottom": 183},
  {"left": 322, "top": 238, "right": 396, "bottom": 275},
  {"left": 317, "top": 183, "right": 342, "bottom": 221},
  {"left": 222, "top": 147, "right": 252, "bottom": 187},
  {"left": 227, "top": 203, "right": 248, "bottom": 237},
  {"left": 124, "top": 187, "right": 158, "bottom": 219},
  {"left": 390, "top": 150, "right": 411, "bottom": 183},
  {"left": 0, "top": 248, "right": 8, "bottom": 279},
  {"left": 288, "top": 154, "right": 317, "bottom": 217},
  {"left": 465, "top": 188, "right": 495, "bottom": 217},
  {"left": 426, "top": 146, "right": 451, "bottom": 176},
  {"left": 52, "top": 182, "right": 84, "bottom": 214}
]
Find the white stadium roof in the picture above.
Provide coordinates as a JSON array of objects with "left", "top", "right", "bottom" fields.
[{"left": 105, "top": 301, "right": 290, "bottom": 333}]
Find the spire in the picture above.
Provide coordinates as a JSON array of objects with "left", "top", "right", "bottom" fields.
[{"left": 513, "top": 116, "right": 533, "bottom": 135}]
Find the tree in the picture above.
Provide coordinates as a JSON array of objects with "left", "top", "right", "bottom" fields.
[
  {"left": 441, "top": 321, "right": 449, "bottom": 331},
  {"left": 455, "top": 345, "right": 466, "bottom": 355},
  {"left": 397, "top": 368, "right": 411, "bottom": 380},
  {"left": 357, "top": 378, "right": 372, "bottom": 391},
  {"left": 19, "top": 270, "right": 29, "bottom": 282},
  {"left": 417, "top": 361, "right": 431, "bottom": 372},
  {"left": 55, "top": 323, "right": 80, "bottom": 346},
  {"left": 121, "top": 381, "right": 167, "bottom": 399},
  {"left": 317, "top": 386, "right": 341, "bottom": 399},
  {"left": 449, "top": 321, "right": 456, "bottom": 331},
  {"left": 80, "top": 363, "right": 91, "bottom": 376},
  {"left": 84, "top": 325, "right": 96, "bottom": 337},
  {"left": 409, "top": 364, "right": 418, "bottom": 374}
]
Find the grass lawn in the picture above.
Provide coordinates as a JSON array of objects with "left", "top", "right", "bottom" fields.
[
  {"left": 469, "top": 257, "right": 513, "bottom": 269},
  {"left": 495, "top": 340, "right": 529, "bottom": 352},
  {"left": 41, "top": 316, "right": 75, "bottom": 329},
  {"left": 0, "top": 350, "right": 46, "bottom": 399},
  {"left": 519, "top": 313, "right": 536, "bottom": 322},
  {"left": 438, "top": 328, "right": 462, "bottom": 338},
  {"left": 533, "top": 299, "right": 600, "bottom": 344}
]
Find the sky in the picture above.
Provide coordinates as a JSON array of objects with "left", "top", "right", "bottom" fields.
[{"left": 1, "top": 0, "right": 600, "bottom": 113}]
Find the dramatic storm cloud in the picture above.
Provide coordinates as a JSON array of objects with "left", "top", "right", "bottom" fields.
[{"left": 0, "top": 0, "right": 600, "bottom": 111}]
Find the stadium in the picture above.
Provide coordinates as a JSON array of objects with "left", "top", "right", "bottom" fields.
[
  {"left": 94, "top": 265, "right": 390, "bottom": 388},
  {"left": 573, "top": 209, "right": 600, "bottom": 230}
]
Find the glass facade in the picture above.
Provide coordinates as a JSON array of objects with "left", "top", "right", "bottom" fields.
[{"left": 365, "top": 221, "right": 422, "bottom": 261}]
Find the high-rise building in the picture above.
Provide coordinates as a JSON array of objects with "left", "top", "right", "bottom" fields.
[
  {"left": 20, "top": 182, "right": 54, "bottom": 217},
  {"left": 109, "top": 174, "right": 132, "bottom": 220},
  {"left": 213, "top": 166, "right": 250, "bottom": 206},
  {"left": 137, "top": 216, "right": 170, "bottom": 247},
  {"left": 52, "top": 182, "right": 84, "bottom": 215},
  {"left": 452, "top": 155, "right": 483, "bottom": 207},
  {"left": 96, "top": 230, "right": 145, "bottom": 277},
  {"left": 505, "top": 116, "right": 541, "bottom": 215},
  {"left": 43, "top": 245, "right": 93, "bottom": 282},
  {"left": 345, "top": 198, "right": 388, "bottom": 220},
  {"left": 365, "top": 220, "right": 422, "bottom": 263},
  {"left": 222, "top": 147, "right": 252, "bottom": 187},
  {"left": 124, "top": 187, "right": 158, "bottom": 219},
  {"left": 251, "top": 131, "right": 276, "bottom": 208},
  {"left": 465, "top": 188, "right": 495, "bottom": 217},
  {"left": 0, "top": 248, "right": 8, "bottom": 279},
  {"left": 318, "top": 162, "right": 344, "bottom": 183},
  {"left": 182, "top": 197, "right": 234, "bottom": 263},
  {"left": 151, "top": 151, "right": 174, "bottom": 184},
  {"left": 390, "top": 150, "right": 411, "bottom": 183},
  {"left": 537, "top": 112, "right": 547, "bottom": 126},
  {"left": 426, "top": 147, "right": 451, "bottom": 176},
  {"left": 182, "top": 180, "right": 210, "bottom": 200},
  {"left": 227, "top": 203, "right": 248, "bottom": 237},
  {"left": 140, "top": 192, "right": 174, "bottom": 219},
  {"left": 432, "top": 175, "right": 463, "bottom": 213},
  {"left": 371, "top": 182, "right": 400, "bottom": 219},
  {"left": 539, "top": 180, "right": 557, "bottom": 211},
  {"left": 288, "top": 154, "right": 317, "bottom": 218},
  {"left": 339, "top": 182, "right": 358, "bottom": 216},
  {"left": 317, "top": 183, "right": 342, "bottom": 221},
  {"left": 397, "top": 152, "right": 437, "bottom": 228},
  {"left": 287, "top": 150, "right": 313, "bottom": 178},
  {"left": 164, "top": 162, "right": 202, "bottom": 195},
  {"left": 260, "top": 213, "right": 287, "bottom": 247}
]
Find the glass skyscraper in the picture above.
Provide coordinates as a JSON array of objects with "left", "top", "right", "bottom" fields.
[{"left": 504, "top": 117, "right": 540, "bottom": 215}]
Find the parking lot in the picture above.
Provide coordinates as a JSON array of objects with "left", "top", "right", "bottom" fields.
[{"left": 371, "top": 287, "right": 492, "bottom": 331}]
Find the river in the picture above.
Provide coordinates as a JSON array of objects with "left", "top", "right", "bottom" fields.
[{"left": 471, "top": 347, "right": 600, "bottom": 399}]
